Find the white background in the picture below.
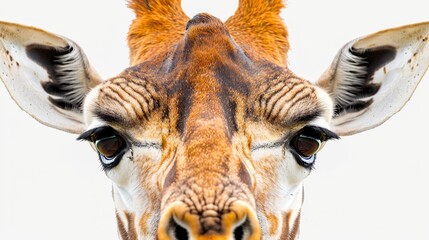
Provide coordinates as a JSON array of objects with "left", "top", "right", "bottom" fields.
[{"left": 0, "top": 0, "right": 428, "bottom": 239}]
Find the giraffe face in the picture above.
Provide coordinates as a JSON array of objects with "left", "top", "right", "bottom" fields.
[
  {"left": 78, "top": 15, "right": 337, "bottom": 239},
  {"left": 1, "top": 1, "right": 429, "bottom": 239}
]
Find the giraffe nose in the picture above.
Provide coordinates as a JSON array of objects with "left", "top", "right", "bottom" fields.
[{"left": 157, "top": 201, "right": 261, "bottom": 240}]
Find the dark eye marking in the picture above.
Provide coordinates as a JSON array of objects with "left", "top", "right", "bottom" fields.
[{"left": 252, "top": 140, "right": 285, "bottom": 151}]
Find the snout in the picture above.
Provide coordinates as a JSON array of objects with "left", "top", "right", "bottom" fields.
[{"left": 157, "top": 201, "right": 261, "bottom": 240}]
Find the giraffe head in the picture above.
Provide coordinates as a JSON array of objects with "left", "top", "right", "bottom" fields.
[{"left": 1, "top": 0, "right": 429, "bottom": 239}]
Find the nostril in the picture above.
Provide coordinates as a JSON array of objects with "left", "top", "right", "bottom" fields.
[
  {"left": 157, "top": 202, "right": 194, "bottom": 240},
  {"left": 233, "top": 224, "right": 244, "bottom": 240},
  {"left": 158, "top": 201, "right": 261, "bottom": 239},
  {"left": 233, "top": 219, "right": 248, "bottom": 240},
  {"left": 171, "top": 218, "right": 189, "bottom": 240}
]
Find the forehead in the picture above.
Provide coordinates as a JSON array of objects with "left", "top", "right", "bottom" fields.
[
  {"left": 84, "top": 71, "right": 331, "bottom": 133},
  {"left": 83, "top": 15, "right": 332, "bottom": 131}
]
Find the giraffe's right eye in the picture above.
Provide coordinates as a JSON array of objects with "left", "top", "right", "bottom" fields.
[
  {"left": 95, "top": 134, "right": 125, "bottom": 159},
  {"left": 77, "top": 127, "right": 128, "bottom": 169}
]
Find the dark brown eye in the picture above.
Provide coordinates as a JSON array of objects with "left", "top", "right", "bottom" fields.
[
  {"left": 292, "top": 135, "right": 322, "bottom": 158},
  {"left": 289, "top": 126, "right": 339, "bottom": 168},
  {"left": 77, "top": 126, "right": 128, "bottom": 170},
  {"left": 96, "top": 135, "right": 124, "bottom": 158}
]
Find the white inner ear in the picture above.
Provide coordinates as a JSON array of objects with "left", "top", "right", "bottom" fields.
[
  {"left": 322, "top": 22, "right": 429, "bottom": 136},
  {"left": 0, "top": 21, "right": 102, "bottom": 133}
]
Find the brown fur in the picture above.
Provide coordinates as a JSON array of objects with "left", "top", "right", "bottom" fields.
[
  {"left": 92, "top": 1, "right": 323, "bottom": 239},
  {"left": 2, "top": 0, "right": 427, "bottom": 239},
  {"left": 127, "top": 0, "right": 289, "bottom": 66},
  {"left": 127, "top": 0, "right": 189, "bottom": 65}
]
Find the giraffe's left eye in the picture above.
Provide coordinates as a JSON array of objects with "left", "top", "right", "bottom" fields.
[
  {"left": 289, "top": 126, "right": 339, "bottom": 168},
  {"left": 77, "top": 126, "right": 128, "bottom": 169},
  {"left": 292, "top": 134, "right": 322, "bottom": 158}
]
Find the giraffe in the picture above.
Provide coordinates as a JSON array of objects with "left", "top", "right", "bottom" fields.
[{"left": 0, "top": 0, "right": 426, "bottom": 240}]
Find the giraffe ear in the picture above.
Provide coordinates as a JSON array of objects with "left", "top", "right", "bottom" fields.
[
  {"left": 0, "top": 21, "right": 102, "bottom": 134},
  {"left": 317, "top": 22, "right": 429, "bottom": 136}
]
